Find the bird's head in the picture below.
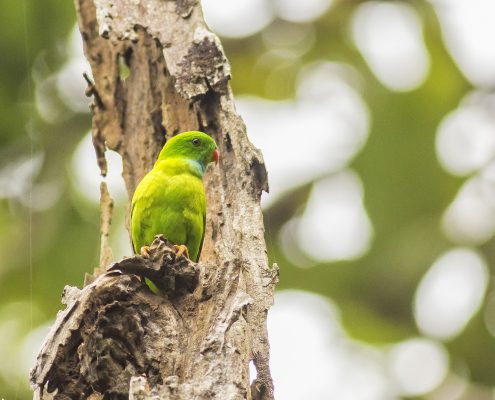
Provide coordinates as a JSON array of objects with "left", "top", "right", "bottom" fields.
[{"left": 157, "top": 131, "right": 219, "bottom": 172}]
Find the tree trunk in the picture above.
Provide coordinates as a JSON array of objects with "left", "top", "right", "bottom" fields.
[{"left": 30, "top": 1, "right": 278, "bottom": 399}]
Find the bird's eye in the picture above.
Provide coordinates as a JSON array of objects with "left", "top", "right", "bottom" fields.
[{"left": 192, "top": 138, "right": 201, "bottom": 146}]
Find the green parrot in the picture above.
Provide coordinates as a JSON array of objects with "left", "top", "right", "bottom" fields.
[{"left": 131, "top": 131, "right": 219, "bottom": 262}]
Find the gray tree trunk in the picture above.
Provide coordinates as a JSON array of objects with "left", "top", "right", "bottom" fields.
[{"left": 30, "top": 1, "right": 278, "bottom": 399}]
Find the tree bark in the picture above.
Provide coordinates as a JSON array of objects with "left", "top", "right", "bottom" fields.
[{"left": 30, "top": 1, "right": 278, "bottom": 399}]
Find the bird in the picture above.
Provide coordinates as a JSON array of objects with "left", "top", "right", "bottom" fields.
[{"left": 131, "top": 130, "right": 219, "bottom": 263}]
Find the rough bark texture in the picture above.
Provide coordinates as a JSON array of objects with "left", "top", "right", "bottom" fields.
[{"left": 30, "top": 0, "right": 277, "bottom": 399}]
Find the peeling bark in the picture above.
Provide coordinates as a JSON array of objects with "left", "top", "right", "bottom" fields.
[
  {"left": 31, "top": 1, "right": 277, "bottom": 399},
  {"left": 98, "top": 181, "right": 114, "bottom": 268}
]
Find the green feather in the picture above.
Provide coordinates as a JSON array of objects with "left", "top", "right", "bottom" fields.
[{"left": 131, "top": 131, "right": 218, "bottom": 262}]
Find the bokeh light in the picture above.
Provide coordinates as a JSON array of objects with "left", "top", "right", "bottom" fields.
[
  {"left": 278, "top": 218, "right": 316, "bottom": 269},
  {"left": 261, "top": 21, "right": 316, "bottom": 58},
  {"left": 56, "top": 58, "right": 91, "bottom": 113},
  {"left": 269, "top": 291, "right": 393, "bottom": 400},
  {"left": 297, "top": 170, "right": 373, "bottom": 262},
  {"left": 351, "top": 1, "right": 430, "bottom": 91},
  {"left": 387, "top": 338, "right": 448, "bottom": 396},
  {"left": 201, "top": 0, "right": 273, "bottom": 38},
  {"left": 0, "top": 153, "right": 43, "bottom": 200},
  {"left": 442, "top": 172, "right": 495, "bottom": 245},
  {"left": 436, "top": 92, "right": 495, "bottom": 177},
  {"left": 239, "top": 61, "right": 369, "bottom": 207},
  {"left": 0, "top": 302, "right": 49, "bottom": 394},
  {"left": 430, "top": 0, "right": 495, "bottom": 87},
  {"left": 428, "top": 372, "right": 468, "bottom": 400},
  {"left": 71, "top": 132, "right": 127, "bottom": 204},
  {"left": 272, "top": 0, "right": 333, "bottom": 23},
  {"left": 414, "top": 248, "right": 489, "bottom": 339}
]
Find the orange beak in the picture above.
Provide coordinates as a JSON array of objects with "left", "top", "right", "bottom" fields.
[{"left": 213, "top": 149, "right": 219, "bottom": 165}]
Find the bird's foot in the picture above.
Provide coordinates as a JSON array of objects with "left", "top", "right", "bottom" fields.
[
  {"left": 174, "top": 244, "right": 189, "bottom": 259},
  {"left": 140, "top": 245, "right": 150, "bottom": 258}
]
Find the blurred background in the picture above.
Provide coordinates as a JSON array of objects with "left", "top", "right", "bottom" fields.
[{"left": 1, "top": 0, "right": 495, "bottom": 398}]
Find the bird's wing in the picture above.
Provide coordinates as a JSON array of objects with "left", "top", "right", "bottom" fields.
[
  {"left": 130, "top": 192, "right": 143, "bottom": 254},
  {"left": 196, "top": 211, "right": 206, "bottom": 262},
  {"left": 130, "top": 201, "right": 136, "bottom": 253},
  {"left": 130, "top": 172, "right": 156, "bottom": 254}
]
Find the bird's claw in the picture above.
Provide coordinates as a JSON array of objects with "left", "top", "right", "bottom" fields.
[
  {"left": 174, "top": 244, "right": 189, "bottom": 260},
  {"left": 140, "top": 245, "right": 150, "bottom": 258}
]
